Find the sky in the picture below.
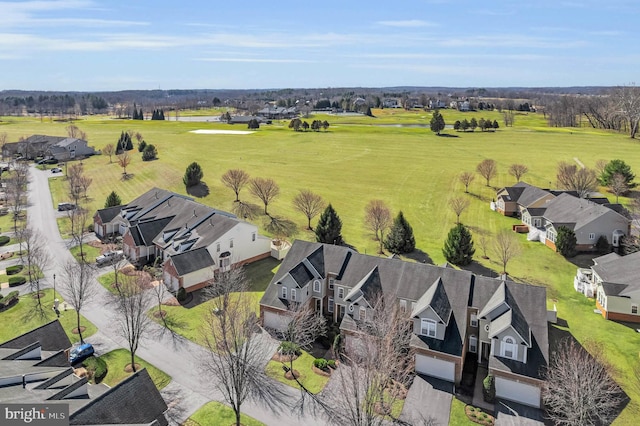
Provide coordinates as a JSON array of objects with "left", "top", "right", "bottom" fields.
[{"left": 1, "top": 0, "right": 638, "bottom": 91}]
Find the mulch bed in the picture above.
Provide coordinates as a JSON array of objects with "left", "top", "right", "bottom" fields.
[
  {"left": 373, "top": 401, "right": 392, "bottom": 415},
  {"left": 284, "top": 369, "right": 300, "bottom": 380},
  {"left": 271, "top": 353, "right": 299, "bottom": 362},
  {"left": 153, "top": 310, "right": 168, "bottom": 319},
  {"left": 124, "top": 363, "right": 142, "bottom": 373},
  {"left": 0, "top": 252, "right": 13, "bottom": 260},
  {"left": 88, "top": 240, "right": 119, "bottom": 254},
  {"left": 465, "top": 405, "right": 495, "bottom": 426},
  {"left": 386, "top": 379, "right": 408, "bottom": 400},
  {"left": 71, "top": 326, "right": 86, "bottom": 334},
  {"left": 31, "top": 291, "right": 45, "bottom": 299}
]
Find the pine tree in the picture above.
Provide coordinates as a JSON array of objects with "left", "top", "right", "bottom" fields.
[
  {"left": 160, "top": 109, "right": 165, "bottom": 120},
  {"left": 383, "top": 211, "right": 416, "bottom": 254},
  {"left": 104, "top": 191, "right": 122, "bottom": 208},
  {"left": 442, "top": 223, "right": 475, "bottom": 266},
  {"left": 183, "top": 162, "right": 204, "bottom": 188},
  {"left": 142, "top": 144, "right": 157, "bottom": 161},
  {"left": 430, "top": 110, "right": 445, "bottom": 135},
  {"left": 556, "top": 226, "right": 577, "bottom": 257},
  {"left": 138, "top": 108, "right": 144, "bottom": 120},
  {"left": 315, "top": 204, "right": 343, "bottom": 245}
]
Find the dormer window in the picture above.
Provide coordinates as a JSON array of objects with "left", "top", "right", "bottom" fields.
[
  {"left": 501, "top": 336, "right": 517, "bottom": 360},
  {"left": 313, "top": 280, "right": 321, "bottom": 293},
  {"left": 291, "top": 289, "right": 297, "bottom": 302},
  {"left": 360, "top": 307, "right": 366, "bottom": 321},
  {"left": 470, "top": 313, "right": 478, "bottom": 327},
  {"left": 216, "top": 243, "right": 221, "bottom": 252},
  {"left": 420, "top": 319, "right": 437, "bottom": 338},
  {"left": 229, "top": 239, "right": 234, "bottom": 248},
  {"left": 281, "top": 287, "right": 287, "bottom": 299}
]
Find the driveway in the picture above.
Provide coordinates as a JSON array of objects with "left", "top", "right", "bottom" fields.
[
  {"left": 495, "top": 400, "right": 547, "bottom": 426},
  {"left": 400, "top": 374, "right": 453, "bottom": 426},
  {"left": 23, "top": 165, "right": 328, "bottom": 426}
]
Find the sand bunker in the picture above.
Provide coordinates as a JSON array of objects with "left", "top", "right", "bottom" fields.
[{"left": 190, "top": 129, "right": 255, "bottom": 135}]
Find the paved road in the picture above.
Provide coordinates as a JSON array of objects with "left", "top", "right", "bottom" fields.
[{"left": 25, "top": 165, "right": 328, "bottom": 426}]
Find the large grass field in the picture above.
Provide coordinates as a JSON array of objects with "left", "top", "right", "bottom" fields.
[{"left": 3, "top": 110, "right": 640, "bottom": 424}]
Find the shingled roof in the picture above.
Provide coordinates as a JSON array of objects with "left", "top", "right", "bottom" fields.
[
  {"left": 592, "top": 251, "right": 640, "bottom": 296},
  {"left": 0, "top": 320, "right": 71, "bottom": 352},
  {"left": 170, "top": 247, "right": 216, "bottom": 276}
]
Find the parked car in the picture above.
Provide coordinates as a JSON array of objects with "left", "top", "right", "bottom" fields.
[
  {"left": 69, "top": 343, "right": 94, "bottom": 364},
  {"left": 57, "top": 202, "right": 76, "bottom": 211},
  {"left": 37, "top": 158, "right": 59, "bottom": 165},
  {"left": 51, "top": 167, "right": 63, "bottom": 173},
  {"left": 96, "top": 250, "right": 124, "bottom": 266}
]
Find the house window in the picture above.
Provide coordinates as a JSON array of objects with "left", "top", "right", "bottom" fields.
[
  {"left": 469, "top": 335, "right": 478, "bottom": 353},
  {"left": 547, "top": 230, "right": 556, "bottom": 243},
  {"left": 328, "top": 278, "right": 335, "bottom": 290},
  {"left": 420, "top": 319, "right": 437, "bottom": 338},
  {"left": 633, "top": 304, "right": 638, "bottom": 315},
  {"left": 501, "top": 336, "right": 517, "bottom": 360},
  {"left": 360, "top": 307, "right": 366, "bottom": 321},
  {"left": 338, "top": 287, "right": 344, "bottom": 299},
  {"left": 589, "top": 233, "right": 596, "bottom": 240},
  {"left": 400, "top": 299, "right": 407, "bottom": 313},
  {"left": 533, "top": 218, "right": 542, "bottom": 228},
  {"left": 281, "top": 287, "right": 287, "bottom": 299},
  {"left": 216, "top": 243, "right": 220, "bottom": 252},
  {"left": 470, "top": 313, "right": 478, "bottom": 327},
  {"left": 220, "top": 257, "right": 230, "bottom": 268},
  {"left": 291, "top": 289, "right": 297, "bottom": 301},
  {"left": 229, "top": 239, "right": 234, "bottom": 248},
  {"left": 313, "top": 280, "right": 321, "bottom": 292},
  {"left": 252, "top": 232, "right": 256, "bottom": 242},
  {"left": 328, "top": 297, "right": 334, "bottom": 313}
]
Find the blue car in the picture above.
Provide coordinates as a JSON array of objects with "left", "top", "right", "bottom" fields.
[{"left": 69, "top": 343, "right": 94, "bottom": 364}]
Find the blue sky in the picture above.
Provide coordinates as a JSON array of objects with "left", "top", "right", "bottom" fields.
[{"left": 1, "top": 0, "right": 637, "bottom": 91}]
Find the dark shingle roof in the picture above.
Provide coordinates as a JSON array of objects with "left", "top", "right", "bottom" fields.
[
  {"left": 544, "top": 193, "right": 628, "bottom": 231},
  {"left": 0, "top": 320, "right": 71, "bottom": 352},
  {"left": 95, "top": 205, "right": 122, "bottom": 223},
  {"left": 136, "top": 217, "right": 174, "bottom": 246},
  {"left": 170, "top": 247, "right": 215, "bottom": 276},
  {"left": 307, "top": 246, "right": 325, "bottom": 276},
  {"left": 289, "top": 262, "right": 315, "bottom": 288},
  {"left": 69, "top": 368, "right": 168, "bottom": 426},
  {"left": 592, "top": 251, "right": 640, "bottom": 295}
]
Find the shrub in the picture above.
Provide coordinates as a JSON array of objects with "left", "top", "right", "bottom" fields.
[
  {"left": 176, "top": 287, "right": 186, "bottom": 302},
  {"left": 333, "top": 333, "right": 343, "bottom": 354},
  {"left": 87, "top": 223, "right": 94, "bottom": 233},
  {"left": 83, "top": 356, "right": 108, "bottom": 383},
  {"left": 0, "top": 235, "right": 9, "bottom": 246},
  {"left": 313, "top": 358, "right": 328, "bottom": 370},
  {"left": 595, "top": 235, "right": 610, "bottom": 254},
  {"left": 278, "top": 341, "right": 301, "bottom": 356},
  {"left": 482, "top": 374, "right": 495, "bottom": 403},
  {"left": 327, "top": 359, "right": 337, "bottom": 369},
  {"left": 6, "top": 265, "right": 24, "bottom": 275},
  {"left": 556, "top": 226, "right": 577, "bottom": 257},
  {"left": 0, "top": 291, "right": 19, "bottom": 308},
  {"left": 8, "top": 276, "right": 26, "bottom": 287}
]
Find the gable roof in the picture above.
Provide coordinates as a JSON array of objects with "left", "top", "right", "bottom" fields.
[
  {"left": 170, "top": 247, "right": 215, "bottom": 276},
  {"left": 344, "top": 266, "right": 383, "bottom": 306},
  {"left": 95, "top": 205, "right": 123, "bottom": 223},
  {"left": 411, "top": 277, "right": 452, "bottom": 325},
  {"left": 592, "top": 250, "right": 640, "bottom": 295},
  {"left": 0, "top": 320, "right": 71, "bottom": 352},
  {"left": 543, "top": 193, "right": 629, "bottom": 231}
]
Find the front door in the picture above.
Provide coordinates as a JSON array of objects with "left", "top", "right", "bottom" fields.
[
  {"left": 338, "top": 304, "right": 345, "bottom": 319},
  {"left": 315, "top": 298, "right": 321, "bottom": 312},
  {"left": 481, "top": 341, "right": 491, "bottom": 365}
]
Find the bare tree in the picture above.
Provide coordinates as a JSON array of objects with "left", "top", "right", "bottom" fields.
[
  {"left": 508, "top": 163, "right": 529, "bottom": 182},
  {"left": 66, "top": 124, "right": 87, "bottom": 140},
  {"left": 6, "top": 161, "right": 29, "bottom": 235},
  {"left": 249, "top": 177, "right": 280, "bottom": 215},
  {"left": 221, "top": 169, "right": 251, "bottom": 202},
  {"left": 293, "top": 189, "right": 326, "bottom": 230},
  {"left": 264, "top": 215, "right": 297, "bottom": 246},
  {"left": 231, "top": 201, "right": 262, "bottom": 221},
  {"left": 615, "top": 84, "right": 640, "bottom": 138},
  {"left": 201, "top": 266, "right": 288, "bottom": 426},
  {"left": 544, "top": 338, "right": 623, "bottom": 426},
  {"left": 0, "top": 132, "right": 7, "bottom": 161},
  {"left": 595, "top": 159, "right": 608, "bottom": 177},
  {"left": 67, "top": 163, "right": 85, "bottom": 206},
  {"left": 322, "top": 294, "right": 413, "bottom": 426},
  {"left": 494, "top": 230, "right": 521, "bottom": 275},
  {"left": 364, "top": 200, "right": 392, "bottom": 253},
  {"left": 103, "top": 143, "right": 115, "bottom": 163},
  {"left": 68, "top": 207, "right": 90, "bottom": 261},
  {"left": 476, "top": 159, "right": 498, "bottom": 187},
  {"left": 60, "top": 259, "right": 97, "bottom": 344},
  {"left": 478, "top": 234, "right": 490, "bottom": 259},
  {"left": 608, "top": 173, "right": 629, "bottom": 203},
  {"left": 19, "top": 227, "right": 51, "bottom": 317},
  {"left": 459, "top": 171, "right": 475, "bottom": 193},
  {"left": 449, "top": 196, "right": 470, "bottom": 224},
  {"left": 79, "top": 175, "right": 92, "bottom": 200},
  {"left": 117, "top": 151, "right": 131, "bottom": 176},
  {"left": 556, "top": 162, "right": 598, "bottom": 198},
  {"left": 111, "top": 273, "right": 153, "bottom": 372}
]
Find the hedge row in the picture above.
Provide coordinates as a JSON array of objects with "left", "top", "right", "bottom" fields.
[
  {"left": 8, "top": 276, "right": 26, "bottom": 287},
  {"left": 0, "top": 291, "right": 19, "bottom": 309},
  {"left": 6, "top": 264, "right": 24, "bottom": 275},
  {"left": 0, "top": 236, "right": 9, "bottom": 246}
]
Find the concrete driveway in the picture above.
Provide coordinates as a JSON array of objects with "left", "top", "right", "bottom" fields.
[{"left": 400, "top": 374, "right": 453, "bottom": 426}]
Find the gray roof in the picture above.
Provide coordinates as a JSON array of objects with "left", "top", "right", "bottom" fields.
[
  {"left": 56, "top": 137, "right": 86, "bottom": 148},
  {"left": 0, "top": 320, "right": 71, "bottom": 352},
  {"left": 544, "top": 193, "right": 629, "bottom": 232},
  {"left": 95, "top": 205, "right": 122, "bottom": 224},
  {"left": 592, "top": 251, "right": 640, "bottom": 295},
  {"left": 170, "top": 247, "right": 215, "bottom": 276},
  {"left": 517, "top": 184, "right": 553, "bottom": 208},
  {"left": 344, "top": 267, "right": 383, "bottom": 306},
  {"left": 411, "top": 277, "right": 451, "bottom": 325}
]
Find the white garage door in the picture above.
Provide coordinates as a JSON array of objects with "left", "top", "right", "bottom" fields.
[
  {"left": 415, "top": 354, "right": 455, "bottom": 382},
  {"left": 495, "top": 377, "right": 541, "bottom": 408},
  {"left": 263, "top": 311, "right": 291, "bottom": 332}
]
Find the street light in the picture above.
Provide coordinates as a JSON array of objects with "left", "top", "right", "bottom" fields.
[{"left": 53, "top": 274, "right": 56, "bottom": 300}]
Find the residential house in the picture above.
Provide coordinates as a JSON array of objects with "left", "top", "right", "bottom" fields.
[
  {"left": 2, "top": 134, "right": 96, "bottom": 160},
  {"left": 383, "top": 98, "right": 400, "bottom": 108},
  {"left": 93, "top": 188, "right": 272, "bottom": 293},
  {"left": 495, "top": 182, "right": 555, "bottom": 218},
  {"left": 256, "top": 106, "right": 297, "bottom": 119},
  {"left": 429, "top": 99, "right": 447, "bottom": 109},
  {"left": 0, "top": 321, "right": 168, "bottom": 425},
  {"left": 574, "top": 251, "right": 640, "bottom": 322},
  {"left": 260, "top": 240, "right": 549, "bottom": 408}
]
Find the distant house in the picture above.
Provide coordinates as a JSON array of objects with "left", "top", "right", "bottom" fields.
[
  {"left": 383, "top": 98, "right": 400, "bottom": 108},
  {"left": 256, "top": 106, "right": 297, "bottom": 119},
  {"left": 2, "top": 134, "right": 96, "bottom": 160},
  {"left": 429, "top": 99, "right": 447, "bottom": 109},
  {"left": 0, "top": 321, "right": 168, "bottom": 425},
  {"left": 228, "top": 115, "right": 268, "bottom": 125},
  {"left": 260, "top": 240, "right": 550, "bottom": 408},
  {"left": 94, "top": 188, "right": 272, "bottom": 293}
]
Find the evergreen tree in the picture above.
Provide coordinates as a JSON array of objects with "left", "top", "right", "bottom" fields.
[
  {"left": 116, "top": 131, "right": 133, "bottom": 153},
  {"left": 183, "top": 162, "right": 204, "bottom": 188},
  {"left": 365, "top": 106, "right": 373, "bottom": 117},
  {"left": 430, "top": 110, "right": 446, "bottom": 135},
  {"left": 315, "top": 204, "right": 343, "bottom": 245},
  {"left": 142, "top": 144, "right": 157, "bottom": 161},
  {"left": 442, "top": 223, "right": 475, "bottom": 266},
  {"left": 556, "top": 226, "right": 577, "bottom": 257},
  {"left": 461, "top": 119, "right": 470, "bottom": 131},
  {"left": 160, "top": 109, "right": 165, "bottom": 120},
  {"left": 599, "top": 159, "right": 636, "bottom": 187},
  {"left": 104, "top": 191, "right": 122, "bottom": 208},
  {"left": 132, "top": 109, "right": 138, "bottom": 120},
  {"left": 384, "top": 211, "right": 416, "bottom": 254},
  {"left": 470, "top": 117, "right": 478, "bottom": 131},
  {"left": 478, "top": 118, "right": 486, "bottom": 131},
  {"left": 247, "top": 119, "right": 260, "bottom": 129},
  {"left": 138, "top": 140, "right": 147, "bottom": 152},
  {"left": 492, "top": 120, "right": 499, "bottom": 130},
  {"left": 151, "top": 109, "right": 158, "bottom": 120},
  {"left": 138, "top": 108, "right": 144, "bottom": 120},
  {"left": 453, "top": 120, "right": 461, "bottom": 131}
]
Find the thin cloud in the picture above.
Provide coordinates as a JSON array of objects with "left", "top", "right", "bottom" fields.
[
  {"left": 195, "top": 58, "right": 314, "bottom": 63},
  {"left": 377, "top": 19, "right": 435, "bottom": 28}
]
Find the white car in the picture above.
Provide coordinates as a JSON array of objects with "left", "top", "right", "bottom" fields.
[
  {"left": 96, "top": 250, "right": 124, "bottom": 266},
  {"left": 51, "top": 167, "right": 63, "bottom": 173}
]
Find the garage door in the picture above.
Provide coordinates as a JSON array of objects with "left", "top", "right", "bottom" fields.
[
  {"left": 495, "top": 377, "right": 541, "bottom": 408},
  {"left": 263, "top": 311, "right": 291, "bottom": 332},
  {"left": 415, "top": 354, "right": 455, "bottom": 382}
]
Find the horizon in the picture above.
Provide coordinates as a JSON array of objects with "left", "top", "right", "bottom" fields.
[{"left": 1, "top": 0, "right": 637, "bottom": 91}]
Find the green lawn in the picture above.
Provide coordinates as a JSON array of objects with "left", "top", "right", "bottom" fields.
[
  {"left": 448, "top": 398, "right": 478, "bottom": 426},
  {"left": 69, "top": 244, "right": 101, "bottom": 263},
  {"left": 0, "top": 288, "right": 97, "bottom": 344},
  {"left": 97, "top": 348, "right": 171, "bottom": 390},
  {"left": 186, "top": 401, "right": 264, "bottom": 426},
  {"left": 265, "top": 350, "right": 330, "bottom": 394},
  {"left": 3, "top": 111, "right": 640, "bottom": 423},
  {"left": 97, "top": 271, "right": 118, "bottom": 294}
]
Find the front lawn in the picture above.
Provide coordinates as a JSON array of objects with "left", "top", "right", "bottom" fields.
[
  {"left": 0, "top": 288, "right": 97, "bottom": 344},
  {"left": 186, "top": 401, "right": 265, "bottom": 426},
  {"left": 70, "top": 244, "right": 101, "bottom": 264},
  {"left": 97, "top": 271, "right": 119, "bottom": 294},
  {"left": 265, "top": 350, "right": 330, "bottom": 394},
  {"left": 449, "top": 398, "right": 477, "bottom": 426},
  {"left": 97, "top": 348, "right": 171, "bottom": 390}
]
